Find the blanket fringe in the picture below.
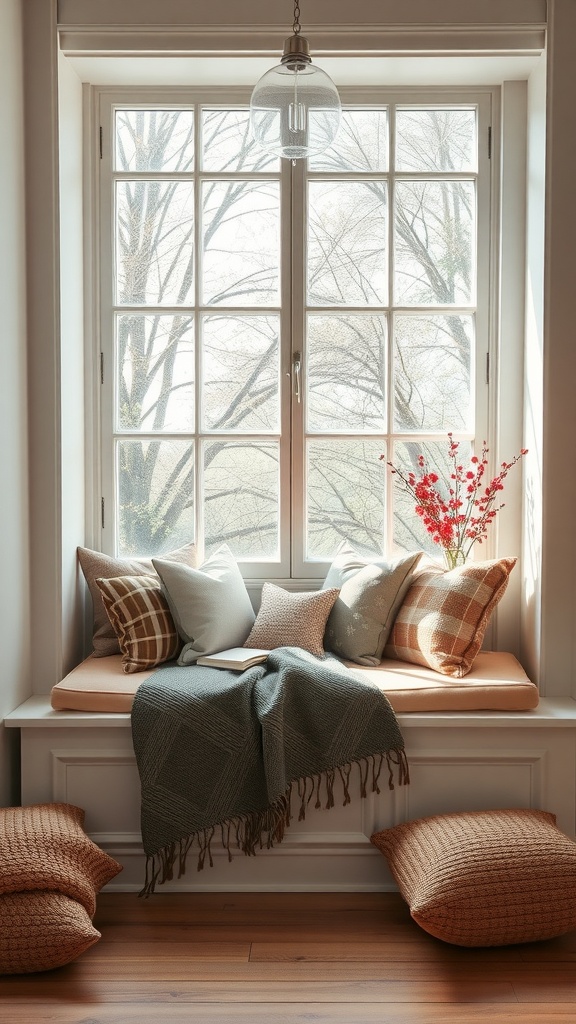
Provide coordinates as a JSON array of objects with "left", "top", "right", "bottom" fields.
[{"left": 139, "top": 748, "right": 409, "bottom": 897}]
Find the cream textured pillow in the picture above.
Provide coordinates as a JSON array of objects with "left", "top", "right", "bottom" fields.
[
  {"left": 371, "top": 809, "right": 576, "bottom": 947},
  {"left": 95, "top": 574, "right": 180, "bottom": 673},
  {"left": 153, "top": 545, "right": 256, "bottom": 665},
  {"left": 322, "top": 545, "right": 422, "bottom": 666},
  {"left": 0, "top": 892, "right": 101, "bottom": 974},
  {"left": 385, "top": 558, "right": 516, "bottom": 677},
  {"left": 78, "top": 542, "right": 196, "bottom": 657},
  {"left": 244, "top": 583, "right": 340, "bottom": 657}
]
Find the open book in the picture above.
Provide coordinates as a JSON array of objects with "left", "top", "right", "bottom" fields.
[{"left": 196, "top": 647, "right": 270, "bottom": 670}]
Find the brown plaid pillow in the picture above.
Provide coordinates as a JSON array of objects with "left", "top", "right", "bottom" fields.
[
  {"left": 385, "top": 558, "right": 516, "bottom": 677},
  {"left": 95, "top": 574, "right": 180, "bottom": 673},
  {"left": 78, "top": 543, "right": 196, "bottom": 657}
]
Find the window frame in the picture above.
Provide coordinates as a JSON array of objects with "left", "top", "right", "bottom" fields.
[{"left": 94, "top": 85, "right": 498, "bottom": 581}]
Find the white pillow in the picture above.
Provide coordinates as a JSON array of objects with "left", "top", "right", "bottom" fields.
[{"left": 152, "top": 545, "right": 255, "bottom": 665}]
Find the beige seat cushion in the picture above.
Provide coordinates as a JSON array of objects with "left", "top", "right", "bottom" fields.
[
  {"left": 343, "top": 651, "right": 539, "bottom": 712},
  {"left": 51, "top": 650, "right": 538, "bottom": 714}
]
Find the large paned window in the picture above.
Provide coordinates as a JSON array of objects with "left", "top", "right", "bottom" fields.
[{"left": 97, "top": 89, "right": 492, "bottom": 578}]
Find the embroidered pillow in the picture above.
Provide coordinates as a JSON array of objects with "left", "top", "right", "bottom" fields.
[
  {"left": 322, "top": 545, "right": 423, "bottom": 666},
  {"left": 244, "top": 583, "right": 340, "bottom": 657},
  {"left": 95, "top": 574, "right": 180, "bottom": 673},
  {"left": 78, "top": 542, "right": 197, "bottom": 657},
  {"left": 385, "top": 558, "right": 516, "bottom": 677},
  {"left": 153, "top": 545, "right": 256, "bottom": 666},
  {"left": 371, "top": 809, "right": 576, "bottom": 947}
]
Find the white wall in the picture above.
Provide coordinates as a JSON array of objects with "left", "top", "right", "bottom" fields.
[
  {"left": 58, "top": 51, "right": 86, "bottom": 675},
  {"left": 0, "top": 0, "right": 30, "bottom": 804},
  {"left": 540, "top": 0, "right": 576, "bottom": 698},
  {"left": 522, "top": 54, "right": 546, "bottom": 689},
  {"left": 9, "top": 0, "right": 574, "bottom": 736}
]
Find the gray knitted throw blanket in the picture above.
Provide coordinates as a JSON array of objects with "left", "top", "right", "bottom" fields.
[{"left": 131, "top": 646, "right": 409, "bottom": 895}]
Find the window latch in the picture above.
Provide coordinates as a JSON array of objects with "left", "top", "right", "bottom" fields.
[{"left": 292, "top": 351, "right": 302, "bottom": 403}]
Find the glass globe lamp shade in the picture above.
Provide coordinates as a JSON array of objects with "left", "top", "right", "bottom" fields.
[{"left": 250, "top": 61, "right": 341, "bottom": 160}]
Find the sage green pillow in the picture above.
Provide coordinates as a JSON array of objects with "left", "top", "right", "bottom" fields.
[
  {"left": 152, "top": 545, "right": 255, "bottom": 666},
  {"left": 322, "top": 545, "right": 423, "bottom": 666}
]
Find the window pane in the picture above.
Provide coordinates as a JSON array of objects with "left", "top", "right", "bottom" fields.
[
  {"left": 393, "top": 314, "right": 473, "bottom": 432},
  {"left": 117, "top": 439, "right": 194, "bottom": 557},
  {"left": 396, "top": 108, "right": 476, "bottom": 172},
  {"left": 395, "top": 180, "right": 475, "bottom": 305},
  {"left": 308, "top": 181, "right": 388, "bottom": 306},
  {"left": 203, "top": 440, "right": 279, "bottom": 559},
  {"left": 391, "top": 439, "right": 472, "bottom": 556},
  {"left": 306, "top": 439, "right": 385, "bottom": 558},
  {"left": 307, "top": 314, "right": 387, "bottom": 432},
  {"left": 201, "top": 108, "right": 279, "bottom": 171},
  {"left": 309, "top": 109, "right": 388, "bottom": 172},
  {"left": 114, "top": 109, "right": 194, "bottom": 172},
  {"left": 116, "top": 181, "right": 194, "bottom": 305},
  {"left": 201, "top": 315, "right": 280, "bottom": 432},
  {"left": 116, "top": 314, "right": 194, "bottom": 433},
  {"left": 202, "top": 181, "right": 280, "bottom": 306}
]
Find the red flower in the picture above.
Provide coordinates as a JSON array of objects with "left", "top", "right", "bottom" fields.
[{"left": 384, "top": 437, "right": 528, "bottom": 561}]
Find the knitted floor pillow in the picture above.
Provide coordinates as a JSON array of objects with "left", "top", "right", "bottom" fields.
[
  {"left": 371, "top": 808, "right": 576, "bottom": 947},
  {"left": 0, "top": 803, "right": 122, "bottom": 974}
]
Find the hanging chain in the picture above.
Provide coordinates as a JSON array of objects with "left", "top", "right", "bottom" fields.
[{"left": 292, "top": 0, "right": 301, "bottom": 35}]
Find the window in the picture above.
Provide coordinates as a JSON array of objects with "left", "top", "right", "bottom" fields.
[{"left": 98, "top": 88, "right": 492, "bottom": 578}]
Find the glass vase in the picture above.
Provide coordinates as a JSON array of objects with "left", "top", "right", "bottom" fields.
[{"left": 443, "top": 547, "right": 467, "bottom": 570}]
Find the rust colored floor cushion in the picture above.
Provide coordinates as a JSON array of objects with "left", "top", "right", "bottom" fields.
[
  {"left": 50, "top": 650, "right": 538, "bottom": 714},
  {"left": 0, "top": 803, "right": 122, "bottom": 973},
  {"left": 371, "top": 808, "right": 576, "bottom": 947}
]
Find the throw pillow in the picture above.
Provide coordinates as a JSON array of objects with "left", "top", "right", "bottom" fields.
[
  {"left": 384, "top": 557, "right": 516, "bottom": 677},
  {"left": 153, "top": 545, "right": 256, "bottom": 665},
  {"left": 322, "top": 545, "right": 423, "bottom": 666},
  {"left": 0, "top": 802, "right": 122, "bottom": 974},
  {"left": 244, "top": 583, "right": 340, "bottom": 657},
  {"left": 0, "top": 892, "right": 100, "bottom": 974},
  {"left": 0, "top": 803, "right": 122, "bottom": 917},
  {"left": 78, "top": 542, "right": 197, "bottom": 657},
  {"left": 371, "top": 809, "right": 576, "bottom": 947},
  {"left": 95, "top": 574, "right": 180, "bottom": 673}
]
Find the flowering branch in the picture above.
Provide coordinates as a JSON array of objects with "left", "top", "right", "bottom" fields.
[{"left": 381, "top": 435, "right": 528, "bottom": 567}]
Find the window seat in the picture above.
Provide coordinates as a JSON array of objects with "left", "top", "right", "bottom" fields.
[
  {"left": 6, "top": 662, "right": 576, "bottom": 894},
  {"left": 46, "top": 650, "right": 539, "bottom": 715}
]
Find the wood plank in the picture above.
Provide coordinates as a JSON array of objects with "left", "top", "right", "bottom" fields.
[
  {"left": 85, "top": 941, "right": 250, "bottom": 961},
  {"left": 2, "top": 1004, "right": 576, "bottom": 1024},
  {"left": 0, "top": 979, "right": 518, "bottom": 1002},
  {"left": 1, "top": 959, "right": 574, "bottom": 984},
  {"left": 94, "top": 905, "right": 413, "bottom": 929},
  {"left": 96, "top": 892, "right": 406, "bottom": 912},
  {"left": 249, "top": 940, "right": 524, "bottom": 962}
]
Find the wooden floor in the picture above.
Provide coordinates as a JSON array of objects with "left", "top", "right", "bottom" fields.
[{"left": 1, "top": 892, "right": 576, "bottom": 1022}]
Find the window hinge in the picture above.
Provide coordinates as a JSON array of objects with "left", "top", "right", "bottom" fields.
[
  {"left": 100, "top": 351, "right": 104, "bottom": 384},
  {"left": 486, "top": 351, "right": 490, "bottom": 384},
  {"left": 101, "top": 497, "right": 105, "bottom": 530},
  {"left": 488, "top": 126, "right": 492, "bottom": 159},
  {"left": 99, "top": 126, "right": 103, "bottom": 159}
]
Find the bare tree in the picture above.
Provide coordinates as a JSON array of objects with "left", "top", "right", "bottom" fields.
[{"left": 112, "top": 106, "right": 477, "bottom": 559}]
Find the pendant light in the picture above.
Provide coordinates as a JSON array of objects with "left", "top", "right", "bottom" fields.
[{"left": 249, "top": 0, "right": 341, "bottom": 161}]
